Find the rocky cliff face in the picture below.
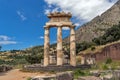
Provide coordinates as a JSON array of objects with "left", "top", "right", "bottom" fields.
[{"left": 64, "top": 0, "right": 120, "bottom": 43}]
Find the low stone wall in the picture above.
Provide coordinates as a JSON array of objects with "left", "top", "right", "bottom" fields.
[{"left": 23, "top": 64, "right": 91, "bottom": 72}]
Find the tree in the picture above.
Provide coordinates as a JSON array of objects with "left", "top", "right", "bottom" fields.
[
  {"left": 92, "top": 22, "right": 120, "bottom": 45},
  {"left": 76, "top": 41, "right": 93, "bottom": 53},
  {"left": 25, "top": 54, "right": 43, "bottom": 64},
  {"left": 0, "top": 46, "right": 2, "bottom": 51}
]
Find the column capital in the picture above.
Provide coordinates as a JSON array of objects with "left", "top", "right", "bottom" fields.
[
  {"left": 70, "top": 25, "right": 76, "bottom": 28},
  {"left": 56, "top": 24, "right": 63, "bottom": 27},
  {"left": 44, "top": 26, "right": 50, "bottom": 29}
]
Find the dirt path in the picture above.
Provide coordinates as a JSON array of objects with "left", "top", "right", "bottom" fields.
[{"left": 0, "top": 69, "right": 51, "bottom": 80}]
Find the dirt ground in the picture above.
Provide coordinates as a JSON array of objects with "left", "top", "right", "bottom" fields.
[{"left": 0, "top": 69, "right": 52, "bottom": 80}]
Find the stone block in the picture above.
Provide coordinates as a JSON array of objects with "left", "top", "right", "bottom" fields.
[{"left": 31, "top": 71, "right": 73, "bottom": 80}]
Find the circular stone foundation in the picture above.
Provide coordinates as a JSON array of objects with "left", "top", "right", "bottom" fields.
[{"left": 23, "top": 64, "right": 91, "bottom": 72}]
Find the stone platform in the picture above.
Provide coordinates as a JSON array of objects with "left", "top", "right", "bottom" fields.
[{"left": 23, "top": 64, "right": 91, "bottom": 72}]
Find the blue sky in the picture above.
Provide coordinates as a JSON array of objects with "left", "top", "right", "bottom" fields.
[{"left": 0, "top": 0, "right": 118, "bottom": 50}]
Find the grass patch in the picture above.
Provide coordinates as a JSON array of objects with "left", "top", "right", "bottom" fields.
[
  {"left": 74, "top": 69, "right": 90, "bottom": 79},
  {"left": 93, "top": 60, "right": 120, "bottom": 70},
  {"left": 26, "top": 77, "right": 32, "bottom": 80}
]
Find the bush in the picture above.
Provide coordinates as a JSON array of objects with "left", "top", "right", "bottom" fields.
[
  {"left": 105, "top": 58, "right": 112, "bottom": 64},
  {"left": 74, "top": 69, "right": 90, "bottom": 77},
  {"left": 25, "top": 54, "right": 43, "bottom": 64},
  {"left": 91, "top": 46, "right": 96, "bottom": 51},
  {"left": 76, "top": 41, "right": 94, "bottom": 53},
  {"left": 92, "top": 22, "right": 120, "bottom": 45},
  {"left": 74, "top": 69, "right": 85, "bottom": 77},
  {"left": 27, "top": 77, "right": 32, "bottom": 80},
  {"left": 102, "top": 64, "right": 108, "bottom": 70}
]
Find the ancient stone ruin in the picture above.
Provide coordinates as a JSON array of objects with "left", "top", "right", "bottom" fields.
[
  {"left": 31, "top": 71, "right": 73, "bottom": 80},
  {"left": 43, "top": 12, "right": 76, "bottom": 67},
  {"left": 23, "top": 12, "right": 91, "bottom": 72}
]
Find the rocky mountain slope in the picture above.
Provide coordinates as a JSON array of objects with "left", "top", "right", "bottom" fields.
[{"left": 64, "top": 0, "right": 120, "bottom": 43}]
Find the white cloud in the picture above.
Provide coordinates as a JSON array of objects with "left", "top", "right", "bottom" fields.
[
  {"left": 62, "top": 27, "right": 70, "bottom": 30},
  {"left": 40, "top": 36, "right": 44, "bottom": 39},
  {"left": 62, "top": 23, "right": 80, "bottom": 30},
  {"left": 44, "top": 0, "right": 118, "bottom": 21},
  {"left": 0, "top": 35, "right": 17, "bottom": 45},
  {"left": 17, "top": 11, "right": 27, "bottom": 21},
  {"left": 0, "top": 35, "right": 10, "bottom": 41},
  {"left": 0, "top": 41, "right": 17, "bottom": 45},
  {"left": 45, "top": 9, "right": 51, "bottom": 15},
  {"left": 74, "top": 23, "right": 80, "bottom": 27}
]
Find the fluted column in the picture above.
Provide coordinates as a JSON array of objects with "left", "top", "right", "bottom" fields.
[
  {"left": 70, "top": 25, "right": 76, "bottom": 66},
  {"left": 44, "top": 26, "right": 50, "bottom": 66},
  {"left": 57, "top": 26, "right": 63, "bottom": 66}
]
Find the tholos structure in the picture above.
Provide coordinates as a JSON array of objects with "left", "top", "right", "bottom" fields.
[{"left": 44, "top": 12, "right": 76, "bottom": 66}]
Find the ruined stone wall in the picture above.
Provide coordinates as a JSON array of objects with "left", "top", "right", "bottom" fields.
[{"left": 95, "top": 43, "right": 120, "bottom": 61}]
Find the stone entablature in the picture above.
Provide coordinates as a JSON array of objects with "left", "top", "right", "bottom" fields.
[{"left": 47, "top": 12, "right": 72, "bottom": 22}]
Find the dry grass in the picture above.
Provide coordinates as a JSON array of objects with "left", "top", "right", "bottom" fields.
[{"left": 79, "top": 40, "right": 120, "bottom": 55}]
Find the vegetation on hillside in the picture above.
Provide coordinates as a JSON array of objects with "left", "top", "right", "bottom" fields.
[
  {"left": 76, "top": 22, "right": 120, "bottom": 53},
  {"left": 92, "top": 22, "right": 120, "bottom": 45},
  {"left": 0, "top": 45, "right": 44, "bottom": 67}
]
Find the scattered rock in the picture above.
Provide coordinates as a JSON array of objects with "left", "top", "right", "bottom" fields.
[
  {"left": 31, "top": 75, "right": 56, "bottom": 80},
  {"left": 78, "top": 76, "right": 101, "bottom": 80},
  {"left": 0, "top": 65, "right": 12, "bottom": 72},
  {"left": 31, "top": 71, "right": 73, "bottom": 80},
  {"left": 56, "top": 71, "right": 73, "bottom": 80},
  {"left": 90, "top": 70, "right": 101, "bottom": 77}
]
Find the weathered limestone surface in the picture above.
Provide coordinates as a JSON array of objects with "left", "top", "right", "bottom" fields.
[
  {"left": 31, "top": 71, "right": 73, "bottom": 80},
  {"left": 70, "top": 26, "right": 76, "bottom": 66},
  {"left": 78, "top": 76, "right": 101, "bottom": 80},
  {"left": 44, "top": 27, "right": 50, "bottom": 66},
  {"left": 43, "top": 12, "right": 76, "bottom": 66},
  {"left": 57, "top": 26, "right": 63, "bottom": 66},
  {"left": 80, "top": 42, "right": 120, "bottom": 63},
  {"left": 56, "top": 71, "right": 73, "bottom": 80}
]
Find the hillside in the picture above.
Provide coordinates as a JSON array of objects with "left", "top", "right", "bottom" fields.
[
  {"left": 64, "top": 0, "right": 120, "bottom": 43},
  {"left": 79, "top": 40, "right": 120, "bottom": 55}
]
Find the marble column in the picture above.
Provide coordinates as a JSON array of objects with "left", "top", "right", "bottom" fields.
[
  {"left": 57, "top": 26, "right": 63, "bottom": 66},
  {"left": 70, "top": 26, "right": 76, "bottom": 66},
  {"left": 44, "top": 26, "right": 50, "bottom": 66}
]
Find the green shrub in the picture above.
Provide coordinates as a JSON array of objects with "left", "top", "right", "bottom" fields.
[
  {"left": 74, "top": 69, "right": 90, "bottom": 78},
  {"left": 27, "top": 77, "right": 31, "bottom": 80},
  {"left": 92, "top": 22, "right": 120, "bottom": 45},
  {"left": 105, "top": 58, "right": 112, "bottom": 64},
  {"left": 74, "top": 69, "right": 85, "bottom": 76},
  {"left": 76, "top": 41, "right": 94, "bottom": 53},
  {"left": 102, "top": 64, "right": 108, "bottom": 70},
  {"left": 91, "top": 46, "right": 96, "bottom": 51},
  {"left": 25, "top": 54, "right": 43, "bottom": 64}
]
